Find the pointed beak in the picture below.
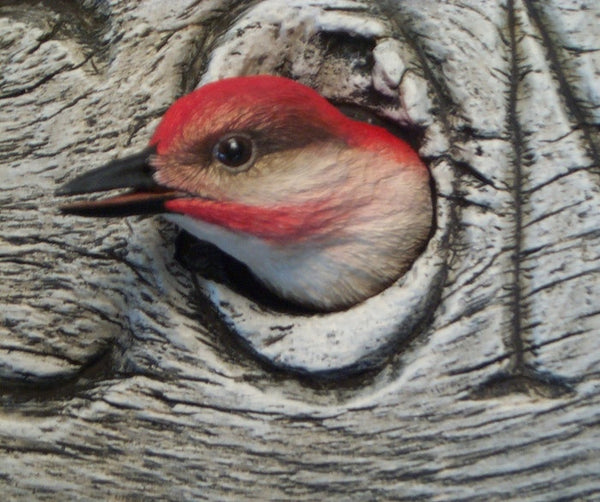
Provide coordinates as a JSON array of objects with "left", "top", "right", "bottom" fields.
[{"left": 56, "top": 146, "right": 180, "bottom": 217}]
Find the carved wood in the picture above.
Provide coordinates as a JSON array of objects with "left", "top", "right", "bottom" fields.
[{"left": 1, "top": 0, "right": 599, "bottom": 499}]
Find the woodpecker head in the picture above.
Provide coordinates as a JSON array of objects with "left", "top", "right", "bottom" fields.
[{"left": 58, "top": 75, "right": 432, "bottom": 311}]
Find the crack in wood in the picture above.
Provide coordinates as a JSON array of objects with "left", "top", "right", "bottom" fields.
[{"left": 505, "top": 0, "right": 527, "bottom": 374}]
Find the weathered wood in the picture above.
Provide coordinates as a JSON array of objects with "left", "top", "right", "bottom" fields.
[{"left": 1, "top": 0, "right": 599, "bottom": 499}]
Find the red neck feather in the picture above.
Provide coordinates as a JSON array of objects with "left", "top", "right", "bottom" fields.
[{"left": 164, "top": 197, "right": 341, "bottom": 242}]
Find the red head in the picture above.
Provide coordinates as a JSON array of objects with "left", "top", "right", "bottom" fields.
[
  {"left": 146, "top": 76, "right": 426, "bottom": 241},
  {"left": 59, "top": 75, "right": 432, "bottom": 310},
  {"left": 150, "top": 76, "right": 420, "bottom": 162}
]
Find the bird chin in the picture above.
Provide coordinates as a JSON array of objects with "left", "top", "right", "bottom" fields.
[
  {"left": 163, "top": 213, "right": 276, "bottom": 275},
  {"left": 163, "top": 213, "right": 379, "bottom": 313},
  {"left": 163, "top": 213, "right": 325, "bottom": 310}
]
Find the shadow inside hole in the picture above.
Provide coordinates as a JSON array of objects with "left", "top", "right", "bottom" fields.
[{"left": 334, "top": 102, "right": 426, "bottom": 152}]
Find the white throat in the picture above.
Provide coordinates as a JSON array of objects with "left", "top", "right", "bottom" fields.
[{"left": 165, "top": 213, "right": 336, "bottom": 308}]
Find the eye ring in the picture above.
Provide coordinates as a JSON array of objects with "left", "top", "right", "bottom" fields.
[{"left": 212, "top": 133, "right": 255, "bottom": 173}]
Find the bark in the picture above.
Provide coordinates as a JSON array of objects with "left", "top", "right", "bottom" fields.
[{"left": 1, "top": 0, "right": 599, "bottom": 500}]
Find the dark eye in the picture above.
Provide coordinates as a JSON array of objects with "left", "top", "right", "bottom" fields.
[{"left": 213, "top": 134, "right": 254, "bottom": 172}]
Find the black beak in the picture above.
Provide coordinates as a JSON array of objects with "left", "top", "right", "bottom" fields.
[{"left": 56, "top": 146, "right": 179, "bottom": 217}]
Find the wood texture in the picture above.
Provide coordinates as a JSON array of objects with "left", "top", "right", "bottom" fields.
[{"left": 1, "top": 0, "right": 599, "bottom": 499}]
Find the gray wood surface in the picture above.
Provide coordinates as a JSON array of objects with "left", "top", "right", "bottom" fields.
[{"left": 1, "top": 0, "right": 599, "bottom": 500}]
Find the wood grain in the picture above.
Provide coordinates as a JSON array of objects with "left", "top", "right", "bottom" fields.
[{"left": 1, "top": 0, "right": 599, "bottom": 499}]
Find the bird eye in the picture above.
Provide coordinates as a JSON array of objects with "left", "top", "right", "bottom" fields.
[{"left": 213, "top": 134, "right": 254, "bottom": 172}]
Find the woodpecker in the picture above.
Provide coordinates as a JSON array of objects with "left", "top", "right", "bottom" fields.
[{"left": 57, "top": 75, "right": 432, "bottom": 311}]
